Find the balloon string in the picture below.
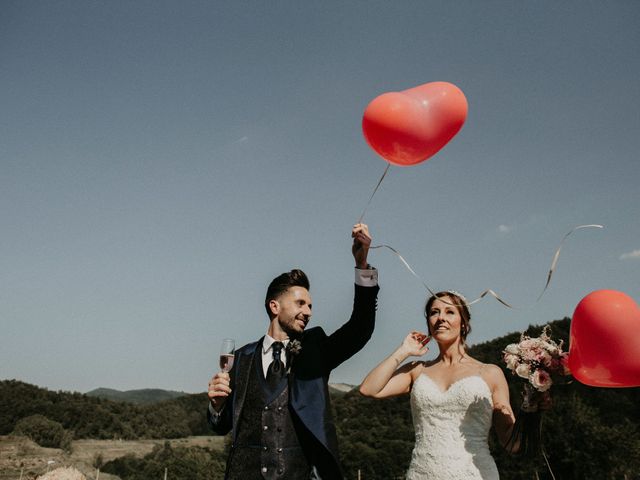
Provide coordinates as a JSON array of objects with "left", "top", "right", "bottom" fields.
[
  {"left": 542, "top": 447, "right": 557, "bottom": 480},
  {"left": 370, "top": 224, "right": 603, "bottom": 309},
  {"left": 357, "top": 164, "right": 390, "bottom": 224}
]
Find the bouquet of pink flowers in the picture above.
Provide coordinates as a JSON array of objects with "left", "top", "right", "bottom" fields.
[
  {"left": 503, "top": 325, "right": 571, "bottom": 394},
  {"left": 503, "top": 326, "right": 570, "bottom": 458}
]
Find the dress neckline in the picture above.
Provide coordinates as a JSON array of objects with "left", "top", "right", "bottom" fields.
[{"left": 417, "top": 372, "right": 490, "bottom": 395}]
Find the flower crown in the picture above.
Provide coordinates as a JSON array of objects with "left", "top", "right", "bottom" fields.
[{"left": 445, "top": 290, "right": 468, "bottom": 304}]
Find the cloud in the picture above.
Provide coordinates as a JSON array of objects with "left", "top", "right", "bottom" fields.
[
  {"left": 620, "top": 249, "right": 640, "bottom": 261},
  {"left": 498, "top": 224, "right": 513, "bottom": 234},
  {"left": 232, "top": 136, "right": 248, "bottom": 145}
]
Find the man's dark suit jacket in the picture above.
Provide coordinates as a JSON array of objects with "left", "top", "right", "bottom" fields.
[{"left": 209, "top": 283, "right": 379, "bottom": 479}]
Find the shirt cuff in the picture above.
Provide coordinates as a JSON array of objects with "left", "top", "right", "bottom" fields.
[{"left": 355, "top": 266, "right": 378, "bottom": 287}]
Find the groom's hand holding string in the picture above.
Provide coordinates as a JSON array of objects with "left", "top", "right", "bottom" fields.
[{"left": 352, "top": 223, "right": 372, "bottom": 269}]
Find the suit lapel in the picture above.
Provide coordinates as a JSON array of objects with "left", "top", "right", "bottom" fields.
[{"left": 232, "top": 338, "right": 261, "bottom": 441}]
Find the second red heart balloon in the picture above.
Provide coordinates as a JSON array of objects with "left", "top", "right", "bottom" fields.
[
  {"left": 362, "top": 81, "right": 468, "bottom": 167},
  {"left": 568, "top": 290, "right": 640, "bottom": 387}
]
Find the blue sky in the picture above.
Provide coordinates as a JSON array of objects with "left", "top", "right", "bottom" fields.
[{"left": 1, "top": 1, "right": 638, "bottom": 393}]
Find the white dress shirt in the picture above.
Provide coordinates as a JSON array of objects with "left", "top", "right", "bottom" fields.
[{"left": 261, "top": 335, "right": 289, "bottom": 378}]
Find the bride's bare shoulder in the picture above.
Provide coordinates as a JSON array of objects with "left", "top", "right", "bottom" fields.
[
  {"left": 479, "top": 363, "right": 508, "bottom": 388},
  {"left": 407, "top": 360, "right": 435, "bottom": 380}
]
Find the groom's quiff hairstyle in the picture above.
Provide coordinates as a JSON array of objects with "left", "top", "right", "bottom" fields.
[{"left": 265, "top": 269, "right": 310, "bottom": 317}]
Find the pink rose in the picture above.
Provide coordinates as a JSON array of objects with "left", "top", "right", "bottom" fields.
[
  {"left": 522, "top": 346, "right": 542, "bottom": 362},
  {"left": 530, "top": 369, "right": 553, "bottom": 392},
  {"left": 537, "top": 350, "right": 553, "bottom": 367}
]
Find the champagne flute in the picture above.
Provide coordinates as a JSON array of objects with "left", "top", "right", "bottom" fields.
[{"left": 219, "top": 338, "right": 235, "bottom": 373}]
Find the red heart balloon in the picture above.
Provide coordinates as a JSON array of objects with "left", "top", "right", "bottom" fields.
[
  {"left": 362, "top": 81, "right": 468, "bottom": 166},
  {"left": 569, "top": 290, "right": 640, "bottom": 387}
]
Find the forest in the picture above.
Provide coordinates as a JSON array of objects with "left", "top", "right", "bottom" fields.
[{"left": 2, "top": 318, "right": 639, "bottom": 479}]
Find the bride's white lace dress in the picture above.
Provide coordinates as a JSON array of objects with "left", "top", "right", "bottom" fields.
[{"left": 406, "top": 374, "right": 499, "bottom": 479}]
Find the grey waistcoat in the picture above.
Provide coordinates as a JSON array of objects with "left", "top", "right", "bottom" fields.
[{"left": 226, "top": 353, "right": 311, "bottom": 480}]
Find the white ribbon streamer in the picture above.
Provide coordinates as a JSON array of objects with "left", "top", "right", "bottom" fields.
[{"left": 370, "top": 224, "right": 603, "bottom": 309}]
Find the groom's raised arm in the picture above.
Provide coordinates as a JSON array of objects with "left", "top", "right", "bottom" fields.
[
  {"left": 323, "top": 224, "right": 379, "bottom": 371},
  {"left": 323, "top": 270, "right": 379, "bottom": 371}
]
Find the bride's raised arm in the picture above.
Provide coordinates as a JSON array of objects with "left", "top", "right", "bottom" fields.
[{"left": 359, "top": 331, "right": 429, "bottom": 399}]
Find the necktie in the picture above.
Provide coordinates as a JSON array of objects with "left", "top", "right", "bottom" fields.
[{"left": 267, "top": 341, "right": 285, "bottom": 389}]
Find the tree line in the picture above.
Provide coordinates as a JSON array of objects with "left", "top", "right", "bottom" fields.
[{"left": 0, "top": 380, "right": 211, "bottom": 441}]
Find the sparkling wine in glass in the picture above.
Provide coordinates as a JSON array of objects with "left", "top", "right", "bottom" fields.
[{"left": 219, "top": 338, "right": 235, "bottom": 373}]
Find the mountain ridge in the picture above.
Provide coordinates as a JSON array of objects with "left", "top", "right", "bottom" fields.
[{"left": 85, "top": 387, "right": 188, "bottom": 404}]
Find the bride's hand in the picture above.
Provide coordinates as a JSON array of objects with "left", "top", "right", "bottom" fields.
[{"left": 400, "top": 331, "right": 430, "bottom": 357}]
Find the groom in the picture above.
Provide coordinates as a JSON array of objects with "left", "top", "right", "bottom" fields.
[{"left": 207, "top": 223, "right": 379, "bottom": 479}]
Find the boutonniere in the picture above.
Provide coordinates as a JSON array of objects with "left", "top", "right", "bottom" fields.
[{"left": 286, "top": 339, "right": 302, "bottom": 374}]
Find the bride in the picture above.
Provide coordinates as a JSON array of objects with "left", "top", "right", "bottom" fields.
[{"left": 360, "top": 291, "right": 529, "bottom": 479}]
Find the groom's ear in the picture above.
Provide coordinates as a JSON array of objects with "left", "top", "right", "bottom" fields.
[{"left": 268, "top": 299, "right": 280, "bottom": 317}]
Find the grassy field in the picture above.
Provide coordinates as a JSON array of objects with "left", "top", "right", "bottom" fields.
[{"left": 0, "top": 436, "right": 225, "bottom": 480}]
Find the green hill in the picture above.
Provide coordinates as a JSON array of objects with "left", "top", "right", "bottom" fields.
[
  {"left": 0, "top": 380, "right": 209, "bottom": 440},
  {"left": 86, "top": 387, "right": 188, "bottom": 404}
]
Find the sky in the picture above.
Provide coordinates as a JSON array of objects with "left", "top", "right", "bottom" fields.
[{"left": 1, "top": 1, "right": 638, "bottom": 394}]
